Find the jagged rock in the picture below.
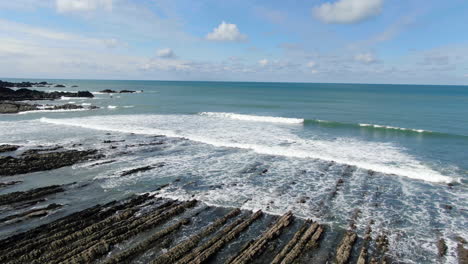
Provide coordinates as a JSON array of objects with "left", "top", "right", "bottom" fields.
[
  {"left": 437, "top": 238, "right": 447, "bottom": 257},
  {"left": 0, "top": 101, "right": 98, "bottom": 114},
  {"left": 0, "top": 86, "right": 93, "bottom": 101},
  {"left": 0, "top": 203, "right": 63, "bottom": 224},
  {"left": 335, "top": 231, "right": 357, "bottom": 264},
  {"left": 0, "top": 144, "right": 20, "bottom": 153},
  {"left": 0, "top": 185, "right": 64, "bottom": 206},
  {"left": 0, "top": 149, "right": 101, "bottom": 176},
  {"left": 120, "top": 164, "right": 164, "bottom": 177}
]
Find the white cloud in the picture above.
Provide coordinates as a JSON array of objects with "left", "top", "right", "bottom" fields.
[
  {"left": 306, "top": 61, "right": 317, "bottom": 68},
  {"left": 464, "top": 74, "right": 468, "bottom": 77},
  {"left": 313, "top": 0, "right": 383, "bottom": 24},
  {"left": 156, "top": 48, "right": 176, "bottom": 58},
  {"left": 258, "top": 59, "right": 269, "bottom": 66},
  {"left": 141, "top": 59, "right": 191, "bottom": 71},
  {"left": 354, "top": 53, "right": 377, "bottom": 63},
  {"left": 206, "top": 21, "right": 247, "bottom": 42},
  {"left": 56, "top": 0, "right": 113, "bottom": 13}
]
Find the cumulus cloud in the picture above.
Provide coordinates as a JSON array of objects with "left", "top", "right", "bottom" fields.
[
  {"left": 156, "top": 48, "right": 176, "bottom": 58},
  {"left": 56, "top": 0, "right": 113, "bottom": 13},
  {"left": 354, "top": 53, "right": 377, "bottom": 63},
  {"left": 206, "top": 21, "right": 247, "bottom": 42},
  {"left": 313, "top": 0, "right": 383, "bottom": 24},
  {"left": 258, "top": 59, "right": 269, "bottom": 66}
]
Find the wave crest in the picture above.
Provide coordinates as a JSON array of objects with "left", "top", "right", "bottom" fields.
[{"left": 199, "top": 112, "right": 304, "bottom": 124}]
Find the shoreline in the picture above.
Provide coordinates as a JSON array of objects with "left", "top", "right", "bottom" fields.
[{"left": 0, "top": 142, "right": 466, "bottom": 263}]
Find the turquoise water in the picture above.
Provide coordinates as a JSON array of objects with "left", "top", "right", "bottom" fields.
[{"left": 1, "top": 79, "right": 467, "bottom": 263}]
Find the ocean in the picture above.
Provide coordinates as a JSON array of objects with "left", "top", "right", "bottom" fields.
[{"left": 1, "top": 79, "right": 467, "bottom": 263}]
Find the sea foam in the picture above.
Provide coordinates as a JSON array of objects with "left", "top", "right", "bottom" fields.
[{"left": 39, "top": 114, "right": 455, "bottom": 183}]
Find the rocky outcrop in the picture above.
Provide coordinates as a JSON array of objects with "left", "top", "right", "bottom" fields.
[
  {"left": 335, "top": 231, "right": 357, "bottom": 264},
  {"left": 0, "top": 101, "right": 98, "bottom": 114},
  {"left": 100, "top": 89, "right": 117, "bottom": 93},
  {"left": 0, "top": 80, "right": 51, "bottom": 88},
  {"left": 0, "top": 149, "right": 102, "bottom": 176},
  {"left": 0, "top": 144, "right": 20, "bottom": 153},
  {"left": 0, "top": 87, "right": 93, "bottom": 101},
  {"left": 54, "top": 85, "right": 65, "bottom": 88},
  {"left": 100, "top": 89, "right": 140, "bottom": 93},
  {"left": 0, "top": 181, "right": 22, "bottom": 188},
  {"left": 0, "top": 203, "right": 63, "bottom": 224},
  {"left": 0, "top": 185, "right": 64, "bottom": 206},
  {"left": 120, "top": 164, "right": 164, "bottom": 177}
]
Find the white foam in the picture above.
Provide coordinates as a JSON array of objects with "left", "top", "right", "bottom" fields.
[
  {"left": 60, "top": 96, "right": 90, "bottom": 100},
  {"left": 39, "top": 114, "right": 455, "bottom": 183},
  {"left": 107, "top": 105, "right": 117, "bottom": 109},
  {"left": 199, "top": 112, "right": 304, "bottom": 124},
  {"left": 359, "top": 123, "right": 430, "bottom": 133}
]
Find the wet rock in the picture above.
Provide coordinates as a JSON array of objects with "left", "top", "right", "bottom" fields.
[
  {"left": 0, "top": 144, "right": 20, "bottom": 153},
  {"left": 103, "top": 140, "right": 125, "bottom": 144},
  {"left": 119, "top": 90, "right": 137, "bottom": 93},
  {"left": 261, "top": 169, "right": 268, "bottom": 174},
  {"left": 71, "top": 85, "right": 78, "bottom": 88},
  {"left": 0, "top": 86, "right": 93, "bottom": 101},
  {"left": 0, "top": 185, "right": 64, "bottom": 206},
  {"left": 120, "top": 164, "right": 163, "bottom": 177},
  {"left": 100, "top": 89, "right": 117, "bottom": 93},
  {"left": 0, "top": 101, "right": 98, "bottom": 114},
  {"left": 0, "top": 180, "right": 22, "bottom": 188},
  {"left": 437, "top": 238, "right": 448, "bottom": 257},
  {"left": 335, "top": 231, "right": 357, "bottom": 264},
  {"left": 0, "top": 203, "right": 63, "bottom": 224},
  {"left": 443, "top": 204, "right": 453, "bottom": 210},
  {"left": 0, "top": 149, "right": 101, "bottom": 176},
  {"left": 457, "top": 243, "right": 468, "bottom": 264}
]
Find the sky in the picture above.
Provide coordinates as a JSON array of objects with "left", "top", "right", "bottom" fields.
[{"left": 1, "top": 0, "right": 468, "bottom": 85}]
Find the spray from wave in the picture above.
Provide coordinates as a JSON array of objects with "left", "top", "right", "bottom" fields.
[{"left": 199, "top": 112, "right": 304, "bottom": 124}]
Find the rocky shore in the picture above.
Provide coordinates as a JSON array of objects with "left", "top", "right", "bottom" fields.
[
  {"left": 0, "top": 87, "right": 93, "bottom": 101},
  {"left": 0, "top": 101, "right": 99, "bottom": 114},
  {"left": 0, "top": 146, "right": 102, "bottom": 176}
]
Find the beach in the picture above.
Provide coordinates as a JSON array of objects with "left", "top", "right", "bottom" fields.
[{"left": 0, "top": 79, "right": 467, "bottom": 263}]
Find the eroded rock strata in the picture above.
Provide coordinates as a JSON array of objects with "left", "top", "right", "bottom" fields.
[{"left": 0, "top": 149, "right": 101, "bottom": 176}]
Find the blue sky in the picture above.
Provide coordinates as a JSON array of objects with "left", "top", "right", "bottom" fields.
[{"left": 1, "top": 0, "right": 468, "bottom": 84}]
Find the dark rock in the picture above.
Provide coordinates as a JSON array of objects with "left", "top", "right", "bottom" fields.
[
  {"left": 437, "top": 238, "right": 448, "bottom": 257},
  {"left": 0, "top": 85, "right": 93, "bottom": 101},
  {"left": 119, "top": 90, "right": 137, "bottom": 93},
  {"left": 261, "top": 169, "right": 268, "bottom": 174},
  {"left": 0, "top": 203, "right": 63, "bottom": 224},
  {"left": 100, "top": 89, "right": 117, "bottom": 93},
  {"left": 0, "top": 101, "right": 98, "bottom": 114},
  {"left": 0, "top": 149, "right": 101, "bottom": 176},
  {"left": 443, "top": 204, "right": 453, "bottom": 210},
  {"left": 0, "top": 181, "right": 22, "bottom": 188},
  {"left": 54, "top": 84, "right": 66, "bottom": 88},
  {"left": 103, "top": 140, "right": 125, "bottom": 144},
  {"left": 0, "top": 144, "right": 20, "bottom": 153},
  {"left": 121, "top": 165, "right": 155, "bottom": 177},
  {"left": 71, "top": 85, "right": 78, "bottom": 87},
  {"left": 0, "top": 185, "right": 64, "bottom": 206}
]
